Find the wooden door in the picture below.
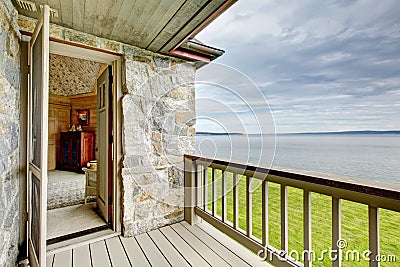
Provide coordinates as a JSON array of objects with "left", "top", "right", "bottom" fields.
[
  {"left": 97, "top": 66, "right": 112, "bottom": 223},
  {"left": 81, "top": 132, "right": 95, "bottom": 165},
  {"left": 27, "top": 5, "right": 50, "bottom": 267}
]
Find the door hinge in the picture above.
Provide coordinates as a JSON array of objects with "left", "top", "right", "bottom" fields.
[
  {"left": 27, "top": 65, "right": 30, "bottom": 75},
  {"left": 108, "top": 196, "right": 112, "bottom": 204},
  {"left": 109, "top": 135, "right": 113, "bottom": 144}
]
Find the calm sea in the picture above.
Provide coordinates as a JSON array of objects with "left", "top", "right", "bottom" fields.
[{"left": 195, "top": 134, "right": 400, "bottom": 184}]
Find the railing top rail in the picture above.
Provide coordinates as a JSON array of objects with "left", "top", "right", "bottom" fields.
[{"left": 184, "top": 154, "right": 400, "bottom": 201}]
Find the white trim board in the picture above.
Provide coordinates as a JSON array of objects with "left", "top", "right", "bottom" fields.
[{"left": 49, "top": 41, "right": 119, "bottom": 64}]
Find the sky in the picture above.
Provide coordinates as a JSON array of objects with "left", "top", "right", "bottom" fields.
[{"left": 194, "top": 0, "right": 400, "bottom": 134}]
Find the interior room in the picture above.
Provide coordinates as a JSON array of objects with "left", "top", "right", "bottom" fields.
[{"left": 46, "top": 53, "right": 108, "bottom": 243}]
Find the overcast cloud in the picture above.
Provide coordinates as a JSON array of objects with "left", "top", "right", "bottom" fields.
[{"left": 195, "top": 0, "right": 400, "bottom": 133}]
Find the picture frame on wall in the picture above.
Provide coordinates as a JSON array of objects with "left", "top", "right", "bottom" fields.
[{"left": 76, "top": 109, "right": 90, "bottom": 125}]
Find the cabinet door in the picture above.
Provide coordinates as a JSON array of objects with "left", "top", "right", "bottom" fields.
[
  {"left": 81, "top": 134, "right": 88, "bottom": 165},
  {"left": 61, "top": 137, "right": 69, "bottom": 167},
  {"left": 71, "top": 136, "right": 79, "bottom": 167},
  {"left": 81, "top": 134, "right": 87, "bottom": 166}
]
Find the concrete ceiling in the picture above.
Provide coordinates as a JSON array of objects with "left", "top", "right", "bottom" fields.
[{"left": 12, "top": 0, "right": 236, "bottom": 59}]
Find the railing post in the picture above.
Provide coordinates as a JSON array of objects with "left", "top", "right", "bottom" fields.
[
  {"left": 203, "top": 167, "right": 208, "bottom": 211},
  {"left": 262, "top": 180, "right": 268, "bottom": 247},
  {"left": 222, "top": 171, "right": 227, "bottom": 222},
  {"left": 368, "top": 206, "right": 380, "bottom": 267},
  {"left": 304, "top": 190, "right": 312, "bottom": 267},
  {"left": 246, "top": 176, "right": 253, "bottom": 237},
  {"left": 332, "top": 197, "right": 341, "bottom": 267},
  {"left": 184, "top": 157, "right": 200, "bottom": 225},
  {"left": 233, "top": 173, "right": 239, "bottom": 229},
  {"left": 197, "top": 165, "right": 203, "bottom": 214},
  {"left": 281, "top": 184, "right": 288, "bottom": 253},
  {"left": 212, "top": 168, "right": 217, "bottom": 216}
]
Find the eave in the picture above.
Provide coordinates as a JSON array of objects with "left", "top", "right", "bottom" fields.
[{"left": 12, "top": 0, "right": 237, "bottom": 64}]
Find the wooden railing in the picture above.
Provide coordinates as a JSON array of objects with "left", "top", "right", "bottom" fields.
[{"left": 184, "top": 155, "right": 400, "bottom": 267}]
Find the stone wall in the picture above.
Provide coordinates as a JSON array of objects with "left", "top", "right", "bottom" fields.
[
  {"left": 0, "top": 0, "right": 20, "bottom": 266},
  {"left": 122, "top": 52, "right": 196, "bottom": 236},
  {"left": 18, "top": 14, "right": 197, "bottom": 236}
]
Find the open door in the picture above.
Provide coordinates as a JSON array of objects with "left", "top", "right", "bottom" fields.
[
  {"left": 97, "top": 66, "right": 113, "bottom": 224},
  {"left": 27, "top": 5, "right": 50, "bottom": 267}
]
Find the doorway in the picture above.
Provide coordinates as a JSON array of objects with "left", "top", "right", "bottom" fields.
[
  {"left": 22, "top": 8, "right": 122, "bottom": 265},
  {"left": 46, "top": 54, "right": 111, "bottom": 244}
]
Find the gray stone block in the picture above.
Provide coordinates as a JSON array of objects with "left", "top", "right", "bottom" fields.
[
  {"left": 154, "top": 57, "right": 170, "bottom": 69},
  {"left": 123, "top": 155, "right": 142, "bottom": 168},
  {"left": 168, "top": 166, "right": 183, "bottom": 188},
  {"left": 9, "top": 123, "right": 18, "bottom": 151}
]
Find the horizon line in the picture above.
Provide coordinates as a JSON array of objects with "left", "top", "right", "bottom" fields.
[{"left": 196, "top": 130, "right": 400, "bottom": 135}]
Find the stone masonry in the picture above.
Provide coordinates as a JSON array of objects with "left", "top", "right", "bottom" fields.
[
  {"left": 121, "top": 53, "right": 196, "bottom": 236},
  {"left": 0, "top": 0, "right": 21, "bottom": 266},
  {"left": 18, "top": 14, "right": 197, "bottom": 237}
]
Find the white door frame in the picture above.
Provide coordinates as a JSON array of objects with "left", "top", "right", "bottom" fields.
[{"left": 49, "top": 41, "right": 123, "bottom": 233}]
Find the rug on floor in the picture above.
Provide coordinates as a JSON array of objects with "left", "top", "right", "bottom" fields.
[{"left": 47, "top": 170, "right": 95, "bottom": 209}]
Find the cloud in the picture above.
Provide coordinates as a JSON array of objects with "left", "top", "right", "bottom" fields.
[
  {"left": 195, "top": 0, "right": 400, "bottom": 133},
  {"left": 195, "top": 65, "right": 275, "bottom": 134}
]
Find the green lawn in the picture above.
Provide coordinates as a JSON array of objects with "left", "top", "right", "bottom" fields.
[{"left": 205, "top": 169, "right": 399, "bottom": 267}]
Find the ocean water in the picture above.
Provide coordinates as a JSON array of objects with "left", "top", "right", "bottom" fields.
[{"left": 195, "top": 134, "right": 400, "bottom": 184}]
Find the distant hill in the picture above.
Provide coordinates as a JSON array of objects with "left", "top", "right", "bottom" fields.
[
  {"left": 196, "top": 130, "right": 400, "bottom": 136},
  {"left": 196, "top": 132, "right": 244, "bottom": 136},
  {"left": 291, "top": 130, "right": 400, "bottom": 135}
]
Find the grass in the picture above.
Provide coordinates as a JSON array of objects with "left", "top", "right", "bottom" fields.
[{"left": 205, "top": 169, "right": 400, "bottom": 267}]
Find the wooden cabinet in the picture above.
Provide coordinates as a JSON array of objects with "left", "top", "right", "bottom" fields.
[{"left": 59, "top": 132, "right": 95, "bottom": 171}]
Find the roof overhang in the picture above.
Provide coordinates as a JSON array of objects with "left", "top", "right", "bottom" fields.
[
  {"left": 171, "top": 39, "right": 225, "bottom": 68},
  {"left": 12, "top": 0, "right": 237, "bottom": 65}
]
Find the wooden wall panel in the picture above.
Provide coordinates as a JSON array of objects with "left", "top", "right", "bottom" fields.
[{"left": 48, "top": 95, "right": 71, "bottom": 170}]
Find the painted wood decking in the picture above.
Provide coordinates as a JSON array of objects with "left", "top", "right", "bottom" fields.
[{"left": 47, "top": 221, "right": 272, "bottom": 267}]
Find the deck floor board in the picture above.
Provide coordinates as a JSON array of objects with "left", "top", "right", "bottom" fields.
[
  {"left": 46, "top": 254, "right": 54, "bottom": 267},
  {"left": 48, "top": 221, "right": 272, "bottom": 267},
  {"left": 120, "top": 236, "right": 151, "bottom": 267},
  {"left": 53, "top": 250, "right": 72, "bottom": 267},
  {"left": 105, "top": 236, "right": 132, "bottom": 267},
  {"left": 196, "top": 222, "right": 272, "bottom": 267},
  {"left": 72, "top": 244, "right": 91, "bottom": 267},
  {"left": 160, "top": 225, "right": 211, "bottom": 267},
  {"left": 135, "top": 232, "right": 171, "bottom": 266},
  {"left": 171, "top": 223, "right": 230, "bottom": 267},
  {"left": 90, "top": 240, "right": 111, "bottom": 267},
  {"left": 147, "top": 229, "right": 190, "bottom": 267},
  {"left": 181, "top": 221, "right": 252, "bottom": 267}
]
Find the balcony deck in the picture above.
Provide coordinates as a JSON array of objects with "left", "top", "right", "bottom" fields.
[
  {"left": 46, "top": 154, "right": 400, "bottom": 267},
  {"left": 47, "top": 221, "right": 271, "bottom": 267}
]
